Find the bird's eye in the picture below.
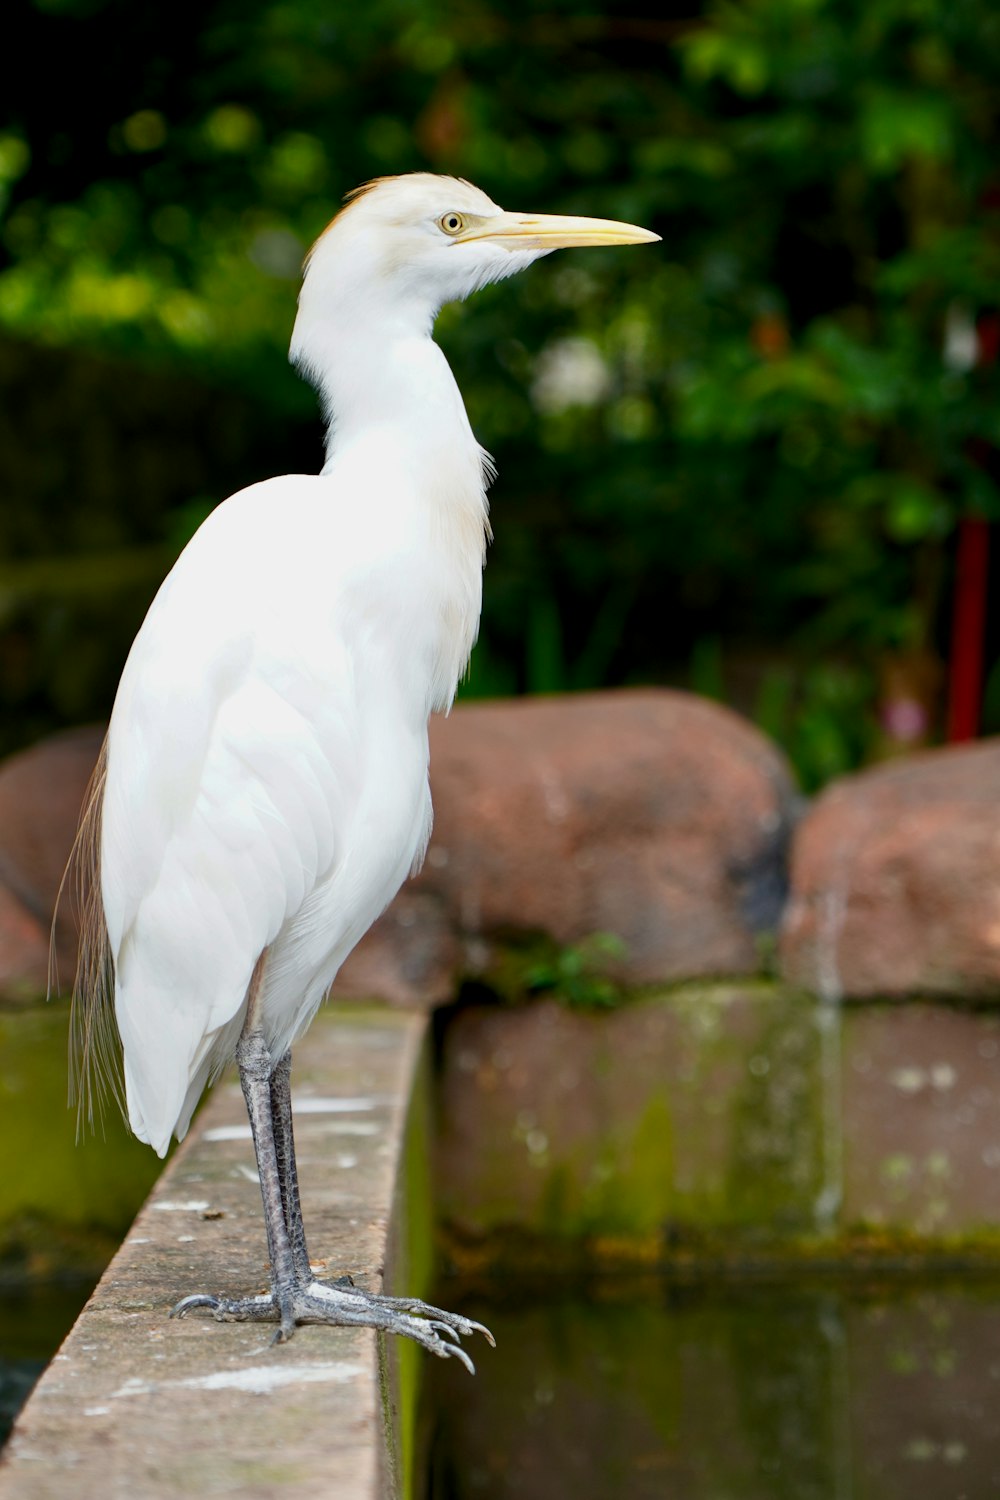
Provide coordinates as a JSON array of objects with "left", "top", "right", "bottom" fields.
[{"left": 438, "top": 212, "right": 466, "bottom": 237}]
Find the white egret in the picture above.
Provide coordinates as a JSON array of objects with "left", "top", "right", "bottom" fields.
[{"left": 73, "top": 173, "right": 658, "bottom": 1369}]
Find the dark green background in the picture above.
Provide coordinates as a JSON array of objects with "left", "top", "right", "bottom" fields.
[{"left": 3, "top": 0, "right": 999, "bottom": 786}]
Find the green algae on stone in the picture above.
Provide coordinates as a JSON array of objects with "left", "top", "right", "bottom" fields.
[
  {"left": 534, "top": 1090, "right": 676, "bottom": 1241},
  {"left": 436, "top": 984, "right": 1000, "bottom": 1273},
  {"left": 435, "top": 984, "right": 836, "bottom": 1256},
  {"left": 725, "top": 993, "right": 830, "bottom": 1234},
  {"left": 383, "top": 1034, "right": 439, "bottom": 1500},
  {"left": 0, "top": 1004, "right": 161, "bottom": 1277},
  {"left": 841, "top": 1001, "right": 1000, "bottom": 1242}
]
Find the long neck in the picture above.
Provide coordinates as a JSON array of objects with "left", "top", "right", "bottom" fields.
[
  {"left": 294, "top": 297, "right": 487, "bottom": 476},
  {"left": 327, "top": 322, "right": 478, "bottom": 469},
  {"left": 293, "top": 306, "right": 492, "bottom": 709}
]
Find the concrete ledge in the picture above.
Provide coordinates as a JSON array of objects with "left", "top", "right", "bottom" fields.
[
  {"left": 0, "top": 1007, "right": 429, "bottom": 1500},
  {"left": 7, "top": 986, "right": 1000, "bottom": 1495}
]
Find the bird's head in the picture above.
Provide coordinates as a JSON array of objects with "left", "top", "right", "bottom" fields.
[{"left": 290, "top": 172, "right": 659, "bottom": 371}]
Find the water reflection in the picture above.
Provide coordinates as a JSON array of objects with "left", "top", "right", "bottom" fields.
[
  {"left": 422, "top": 1277, "right": 1000, "bottom": 1499},
  {"left": 0, "top": 1283, "right": 95, "bottom": 1446}
]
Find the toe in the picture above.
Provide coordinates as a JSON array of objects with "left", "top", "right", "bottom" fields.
[
  {"left": 170, "top": 1294, "right": 220, "bottom": 1319},
  {"left": 442, "top": 1342, "right": 475, "bottom": 1375}
]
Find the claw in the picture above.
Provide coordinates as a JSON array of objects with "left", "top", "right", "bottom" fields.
[
  {"left": 166, "top": 1277, "right": 493, "bottom": 1373},
  {"left": 427, "top": 1321, "right": 462, "bottom": 1344},
  {"left": 443, "top": 1342, "right": 475, "bottom": 1376},
  {"left": 170, "top": 1293, "right": 220, "bottom": 1319},
  {"left": 471, "top": 1320, "right": 496, "bottom": 1348}
]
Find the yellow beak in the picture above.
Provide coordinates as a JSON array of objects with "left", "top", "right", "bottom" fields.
[{"left": 458, "top": 210, "right": 660, "bottom": 251}]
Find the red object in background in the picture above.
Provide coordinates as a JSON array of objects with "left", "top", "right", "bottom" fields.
[
  {"left": 977, "top": 312, "right": 1000, "bottom": 368},
  {"left": 944, "top": 306, "right": 998, "bottom": 743},
  {"left": 947, "top": 517, "right": 990, "bottom": 742}
]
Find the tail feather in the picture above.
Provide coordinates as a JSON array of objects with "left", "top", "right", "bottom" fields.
[{"left": 52, "top": 736, "right": 126, "bottom": 1135}]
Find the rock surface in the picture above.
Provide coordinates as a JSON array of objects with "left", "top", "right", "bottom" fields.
[
  {"left": 0, "top": 724, "right": 105, "bottom": 998},
  {"left": 434, "top": 985, "right": 830, "bottom": 1254},
  {"left": 841, "top": 1003, "right": 1000, "bottom": 1237},
  {"left": 434, "top": 985, "right": 1000, "bottom": 1259},
  {"left": 437, "top": 984, "right": 1000, "bottom": 1254},
  {"left": 780, "top": 740, "right": 1000, "bottom": 1000},
  {"left": 0, "top": 691, "right": 797, "bottom": 1005},
  {"left": 336, "top": 689, "right": 796, "bottom": 1004}
]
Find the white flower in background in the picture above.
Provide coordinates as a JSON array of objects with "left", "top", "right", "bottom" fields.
[
  {"left": 943, "top": 301, "right": 978, "bottom": 373},
  {"left": 532, "top": 336, "right": 611, "bottom": 413}
]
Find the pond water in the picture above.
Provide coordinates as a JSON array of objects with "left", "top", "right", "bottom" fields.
[
  {"left": 0, "top": 1004, "right": 163, "bottom": 1448},
  {"left": 0, "top": 1282, "right": 96, "bottom": 1445},
  {"left": 420, "top": 1275, "right": 1000, "bottom": 1500}
]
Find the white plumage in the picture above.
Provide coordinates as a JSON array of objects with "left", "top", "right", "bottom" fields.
[{"left": 82, "top": 172, "right": 657, "bottom": 1358}]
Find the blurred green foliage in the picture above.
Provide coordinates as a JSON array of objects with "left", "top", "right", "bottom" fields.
[
  {"left": 522, "top": 932, "right": 628, "bottom": 1010},
  {"left": 2, "top": 0, "right": 999, "bottom": 785}
]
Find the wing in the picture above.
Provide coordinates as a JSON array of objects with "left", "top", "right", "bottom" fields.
[{"left": 101, "top": 479, "right": 359, "bottom": 1153}]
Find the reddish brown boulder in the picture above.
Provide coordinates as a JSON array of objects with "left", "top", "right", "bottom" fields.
[
  {"left": 0, "top": 882, "right": 49, "bottom": 997},
  {"left": 335, "top": 688, "right": 796, "bottom": 1004},
  {"left": 0, "top": 724, "right": 106, "bottom": 998},
  {"left": 0, "top": 692, "right": 796, "bottom": 1004},
  {"left": 780, "top": 739, "right": 1000, "bottom": 1000}
]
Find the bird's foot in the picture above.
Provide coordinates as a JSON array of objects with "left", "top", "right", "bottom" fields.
[{"left": 170, "top": 1277, "right": 494, "bottom": 1372}]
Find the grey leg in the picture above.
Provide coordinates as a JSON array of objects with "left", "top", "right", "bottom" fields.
[
  {"left": 173, "top": 955, "right": 298, "bottom": 1342},
  {"left": 270, "top": 1049, "right": 311, "bottom": 1282},
  {"left": 236, "top": 1025, "right": 298, "bottom": 1340},
  {"left": 170, "top": 952, "right": 493, "bottom": 1368}
]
